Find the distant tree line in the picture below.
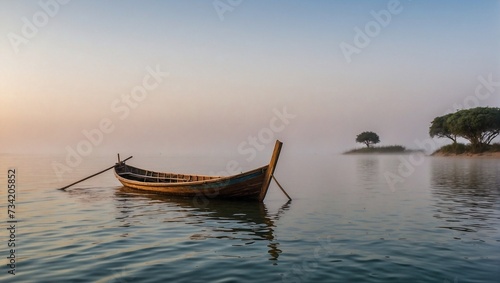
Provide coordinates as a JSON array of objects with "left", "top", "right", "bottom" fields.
[{"left": 429, "top": 107, "right": 500, "bottom": 151}]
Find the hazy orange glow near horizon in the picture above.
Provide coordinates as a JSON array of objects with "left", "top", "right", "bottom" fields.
[{"left": 1, "top": 0, "right": 499, "bottom": 155}]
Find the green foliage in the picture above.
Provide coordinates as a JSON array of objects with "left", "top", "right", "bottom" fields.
[
  {"left": 429, "top": 113, "right": 456, "bottom": 143},
  {"left": 489, "top": 143, "right": 500, "bottom": 152},
  {"left": 437, "top": 143, "right": 469, "bottom": 155},
  {"left": 430, "top": 107, "right": 500, "bottom": 152},
  {"left": 355, "top": 131, "right": 380, "bottom": 148}
]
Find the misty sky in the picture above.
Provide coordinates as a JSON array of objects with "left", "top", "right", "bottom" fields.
[{"left": 1, "top": 0, "right": 499, "bottom": 156}]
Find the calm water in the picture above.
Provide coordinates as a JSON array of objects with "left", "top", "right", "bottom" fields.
[{"left": 1, "top": 153, "right": 499, "bottom": 282}]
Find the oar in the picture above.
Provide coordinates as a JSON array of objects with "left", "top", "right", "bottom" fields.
[
  {"left": 58, "top": 156, "right": 133, "bottom": 191},
  {"left": 272, "top": 175, "right": 291, "bottom": 201}
]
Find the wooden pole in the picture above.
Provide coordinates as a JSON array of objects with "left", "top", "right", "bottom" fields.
[
  {"left": 58, "top": 156, "right": 133, "bottom": 191},
  {"left": 258, "top": 140, "right": 283, "bottom": 202},
  {"left": 272, "top": 175, "right": 292, "bottom": 201}
]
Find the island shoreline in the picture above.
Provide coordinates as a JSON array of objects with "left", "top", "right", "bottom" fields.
[{"left": 431, "top": 151, "right": 500, "bottom": 158}]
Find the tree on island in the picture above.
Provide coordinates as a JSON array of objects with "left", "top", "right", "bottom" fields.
[
  {"left": 430, "top": 107, "right": 500, "bottom": 152},
  {"left": 429, "top": 113, "right": 457, "bottom": 144},
  {"left": 356, "top": 131, "right": 380, "bottom": 148}
]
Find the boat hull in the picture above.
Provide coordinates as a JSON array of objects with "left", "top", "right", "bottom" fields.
[
  {"left": 113, "top": 140, "right": 283, "bottom": 202},
  {"left": 114, "top": 164, "right": 268, "bottom": 201}
]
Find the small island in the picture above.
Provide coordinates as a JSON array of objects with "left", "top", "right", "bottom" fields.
[
  {"left": 429, "top": 107, "right": 500, "bottom": 157},
  {"left": 343, "top": 131, "right": 422, "bottom": 154}
]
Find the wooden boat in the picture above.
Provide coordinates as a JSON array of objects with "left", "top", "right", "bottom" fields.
[{"left": 114, "top": 140, "right": 283, "bottom": 202}]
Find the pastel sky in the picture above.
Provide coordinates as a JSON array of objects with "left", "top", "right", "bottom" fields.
[{"left": 1, "top": 0, "right": 499, "bottom": 155}]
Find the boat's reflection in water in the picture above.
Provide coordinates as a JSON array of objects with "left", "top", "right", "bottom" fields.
[{"left": 115, "top": 186, "right": 291, "bottom": 262}]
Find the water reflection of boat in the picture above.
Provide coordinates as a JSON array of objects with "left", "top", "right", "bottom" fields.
[{"left": 115, "top": 186, "right": 291, "bottom": 261}]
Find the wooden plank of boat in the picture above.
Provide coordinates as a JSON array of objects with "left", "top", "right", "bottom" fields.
[
  {"left": 258, "top": 140, "right": 283, "bottom": 202},
  {"left": 114, "top": 140, "right": 284, "bottom": 202}
]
